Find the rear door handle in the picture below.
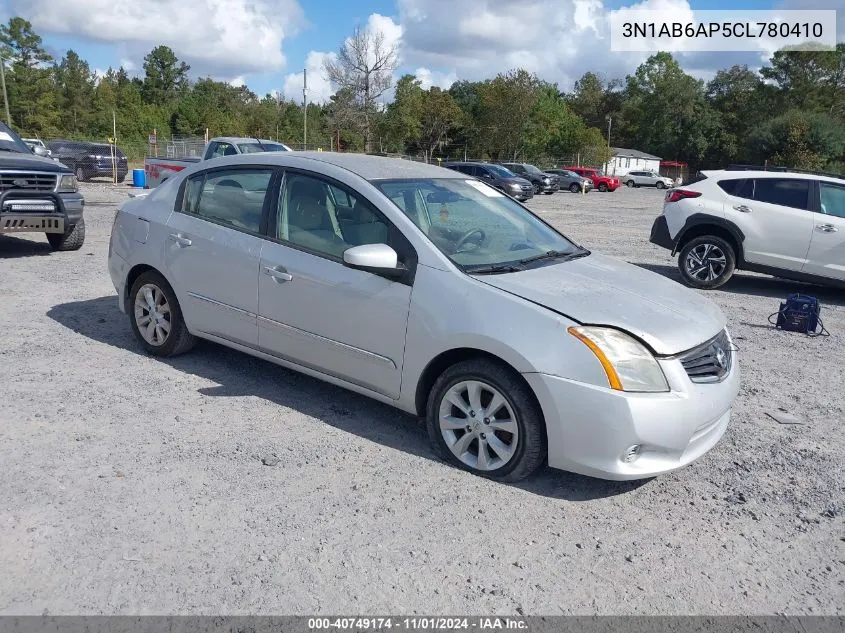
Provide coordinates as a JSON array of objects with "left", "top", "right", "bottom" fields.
[
  {"left": 168, "top": 233, "right": 192, "bottom": 247},
  {"left": 263, "top": 265, "right": 293, "bottom": 283},
  {"left": 816, "top": 223, "right": 838, "bottom": 233},
  {"left": 733, "top": 205, "right": 752, "bottom": 213}
]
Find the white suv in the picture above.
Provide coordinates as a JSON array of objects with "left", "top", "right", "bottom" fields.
[
  {"left": 650, "top": 169, "right": 845, "bottom": 289},
  {"left": 625, "top": 171, "right": 674, "bottom": 189}
]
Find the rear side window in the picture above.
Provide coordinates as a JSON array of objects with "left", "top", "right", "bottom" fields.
[
  {"left": 718, "top": 178, "right": 751, "bottom": 198},
  {"left": 753, "top": 178, "right": 810, "bottom": 210},
  {"left": 819, "top": 181, "right": 845, "bottom": 218},
  {"left": 182, "top": 168, "right": 273, "bottom": 233}
]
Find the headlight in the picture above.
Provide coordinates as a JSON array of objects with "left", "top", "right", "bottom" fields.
[
  {"left": 509, "top": 182, "right": 522, "bottom": 190},
  {"left": 57, "top": 174, "right": 77, "bottom": 192},
  {"left": 568, "top": 326, "right": 669, "bottom": 392},
  {"left": 542, "top": 177, "right": 550, "bottom": 184}
]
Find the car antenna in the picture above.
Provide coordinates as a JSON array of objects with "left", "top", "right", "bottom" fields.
[{"left": 255, "top": 137, "right": 266, "bottom": 150}]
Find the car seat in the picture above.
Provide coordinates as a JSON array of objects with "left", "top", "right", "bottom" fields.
[{"left": 287, "top": 179, "right": 345, "bottom": 255}]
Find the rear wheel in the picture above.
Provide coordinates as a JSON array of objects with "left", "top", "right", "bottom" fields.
[
  {"left": 678, "top": 235, "right": 736, "bottom": 289},
  {"left": 46, "top": 218, "right": 85, "bottom": 251},
  {"left": 626, "top": 180, "right": 635, "bottom": 187},
  {"left": 128, "top": 271, "right": 196, "bottom": 357},
  {"left": 426, "top": 358, "right": 546, "bottom": 482},
  {"left": 74, "top": 165, "right": 87, "bottom": 182}
]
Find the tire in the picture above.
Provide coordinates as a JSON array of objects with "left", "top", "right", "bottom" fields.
[
  {"left": 128, "top": 271, "right": 196, "bottom": 357},
  {"left": 656, "top": 181, "right": 666, "bottom": 189},
  {"left": 677, "top": 235, "right": 736, "bottom": 289},
  {"left": 426, "top": 358, "right": 547, "bottom": 482},
  {"left": 46, "top": 218, "right": 85, "bottom": 251},
  {"left": 544, "top": 190, "right": 554, "bottom": 195},
  {"left": 626, "top": 180, "right": 635, "bottom": 188},
  {"left": 598, "top": 183, "right": 608, "bottom": 192},
  {"left": 569, "top": 183, "right": 580, "bottom": 193},
  {"left": 74, "top": 165, "right": 87, "bottom": 182}
]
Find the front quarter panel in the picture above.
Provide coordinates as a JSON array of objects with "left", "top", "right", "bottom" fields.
[{"left": 398, "top": 265, "right": 611, "bottom": 413}]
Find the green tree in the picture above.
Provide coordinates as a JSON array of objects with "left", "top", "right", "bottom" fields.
[
  {"left": 381, "top": 74, "right": 423, "bottom": 152},
  {"left": 55, "top": 50, "right": 96, "bottom": 134},
  {"left": 418, "top": 87, "right": 461, "bottom": 161},
  {"left": 749, "top": 110, "right": 845, "bottom": 170},
  {"left": 141, "top": 45, "right": 190, "bottom": 106},
  {"left": 477, "top": 69, "right": 541, "bottom": 160}
]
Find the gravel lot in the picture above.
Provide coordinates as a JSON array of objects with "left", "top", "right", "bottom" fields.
[{"left": 1, "top": 180, "right": 843, "bottom": 615}]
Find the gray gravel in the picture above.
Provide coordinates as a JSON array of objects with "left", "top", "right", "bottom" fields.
[{"left": 1, "top": 181, "right": 843, "bottom": 615}]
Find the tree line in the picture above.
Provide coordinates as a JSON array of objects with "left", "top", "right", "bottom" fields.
[{"left": 1, "top": 16, "right": 844, "bottom": 172}]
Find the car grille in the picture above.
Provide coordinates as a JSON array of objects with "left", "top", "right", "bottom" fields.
[
  {"left": 0, "top": 172, "right": 57, "bottom": 192},
  {"left": 520, "top": 185, "right": 532, "bottom": 192},
  {"left": 678, "top": 329, "right": 732, "bottom": 383}
]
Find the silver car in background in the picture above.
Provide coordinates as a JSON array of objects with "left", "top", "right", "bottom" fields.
[
  {"left": 545, "top": 169, "right": 594, "bottom": 193},
  {"left": 108, "top": 152, "right": 739, "bottom": 482},
  {"left": 625, "top": 170, "right": 675, "bottom": 189}
]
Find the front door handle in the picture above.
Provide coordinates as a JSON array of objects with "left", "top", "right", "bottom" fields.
[
  {"left": 168, "top": 233, "right": 192, "bottom": 247},
  {"left": 816, "top": 223, "right": 838, "bottom": 233},
  {"left": 263, "top": 265, "right": 293, "bottom": 283},
  {"left": 733, "top": 205, "right": 752, "bottom": 213}
]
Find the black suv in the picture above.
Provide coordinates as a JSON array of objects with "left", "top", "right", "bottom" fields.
[
  {"left": 443, "top": 162, "right": 534, "bottom": 201},
  {"left": 47, "top": 140, "right": 129, "bottom": 182},
  {"left": 500, "top": 162, "right": 559, "bottom": 194}
]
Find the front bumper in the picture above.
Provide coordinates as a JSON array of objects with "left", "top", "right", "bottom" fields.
[
  {"left": 0, "top": 190, "right": 84, "bottom": 234},
  {"left": 108, "top": 250, "right": 129, "bottom": 314},
  {"left": 524, "top": 352, "right": 740, "bottom": 480}
]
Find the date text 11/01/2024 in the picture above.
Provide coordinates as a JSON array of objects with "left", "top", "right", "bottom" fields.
[
  {"left": 621, "top": 21, "right": 824, "bottom": 39},
  {"left": 308, "top": 618, "right": 527, "bottom": 630}
]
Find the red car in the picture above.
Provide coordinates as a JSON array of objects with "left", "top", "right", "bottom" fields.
[{"left": 564, "top": 166, "right": 620, "bottom": 192}]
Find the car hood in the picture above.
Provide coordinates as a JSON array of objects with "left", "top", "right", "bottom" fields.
[
  {"left": 473, "top": 253, "right": 726, "bottom": 355},
  {"left": 0, "top": 152, "right": 69, "bottom": 172},
  {"left": 505, "top": 177, "right": 532, "bottom": 187}
]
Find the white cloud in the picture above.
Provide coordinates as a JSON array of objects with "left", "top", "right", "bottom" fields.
[
  {"left": 414, "top": 67, "right": 458, "bottom": 90},
  {"left": 283, "top": 51, "right": 337, "bottom": 104},
  {"left": 11, "top": 0, "right": 305, "bottom": 77},
  {"left": 119, "top": 58, "right": 136, "bottom": 72}
]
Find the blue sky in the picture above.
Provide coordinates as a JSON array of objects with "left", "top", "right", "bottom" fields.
[{"left": 0, "top": 0, "right": 840, "bottom": 101}]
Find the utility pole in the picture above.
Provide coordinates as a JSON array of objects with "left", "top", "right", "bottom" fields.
[
  {"left": 0, "top": 57, "right": 11, "bottom": 127},
  {"left": 302, "top": 68, "right": 307, "bottom": 151},
  {"left": 606, "top": 115, "right": 612, "bottom": 171}
]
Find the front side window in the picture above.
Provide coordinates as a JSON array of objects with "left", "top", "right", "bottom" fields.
[
  {"left": 753, "top": 178, "right": 810, "bottom": 210},
  {"left": 819, "top": 181, "right": 845, "bottom": 218},
  {"left": 182, "top": 168, "right": 273, "bottom": 233},
  {"left": 374, "top": 178, "right": 583, "bottom": 271},
  {"left": 278, "top": 173, "right": 392, "bottom": 259}
]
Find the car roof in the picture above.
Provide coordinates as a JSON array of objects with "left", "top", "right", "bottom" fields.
[
  {"left": 202, "top": 151, "right": 467, "bottom": 180},
  {"left": 703, "top": 169, "right": 845, "bottom": 185},
  {"left": 213, "top": 137, "right": 287, "bottom": 145}
]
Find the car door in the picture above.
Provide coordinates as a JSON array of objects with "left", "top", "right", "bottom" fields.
[
  {"left": 722, "top": 177, "right": 814, "bottom": 272},
  {"left": 256, "top": 170, "right": 414, "bottom": 398},
  {"left": 803, "top": 180, "right": 845, "bottom": 281},
  {"left": 164, "top": 166, "right": 276, "bottom": 347}
]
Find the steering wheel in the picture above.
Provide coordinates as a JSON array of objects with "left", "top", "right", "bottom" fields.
[{"left": 454, "top": 228, "right": 487, "bottom": 253}]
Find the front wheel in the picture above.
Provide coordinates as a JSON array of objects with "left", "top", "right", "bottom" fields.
[
  {"left": 678, "top": 235, "right": 736, "bottom": 289},
  {"left": 569, "top": 183, "right": 580, "bottom": 193},
  {"left": 598, "top": 183, "right": 608, "bottom": 192},
  {"left": 128, "top": 271, "right": 196, "bottom": 357},
  {"left": 656, "top": 181, "right": 666, "bottom": 189},
  {"left": 46, "top": 218, "right": 85, "bottom": 251},
  {"left": 426, "top": 358, "right": 546, "bottom": 482}
]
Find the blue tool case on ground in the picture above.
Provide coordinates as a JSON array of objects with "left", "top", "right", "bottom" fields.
[{"left": 769, "top": 294, "right": 829, "bottom": 336}]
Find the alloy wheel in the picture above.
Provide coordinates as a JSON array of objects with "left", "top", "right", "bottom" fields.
[
  {"left": 438, "top": 380, "right": 519, "bottom": 472},
  {"left": 133, "top": 283, "right": 172, "bottom": 346},
  {"left": 684, "top": 243, "right": 727, "bottom": 282}
]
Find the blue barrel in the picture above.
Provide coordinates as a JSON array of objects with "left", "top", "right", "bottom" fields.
[{"left": 132, "top": 168, "right": 146, "bottom": 188}]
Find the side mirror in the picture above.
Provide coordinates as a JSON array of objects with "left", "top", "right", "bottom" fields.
[
  {"left": 343, "top": 243, "right": 405, "bottom": 278},
  {"left": 32, "top": 145, "right": 50, "bottom": 157}
]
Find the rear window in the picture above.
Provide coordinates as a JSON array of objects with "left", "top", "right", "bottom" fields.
[{"left": 753, "top": 178, "right": 810, "bottom": 210}]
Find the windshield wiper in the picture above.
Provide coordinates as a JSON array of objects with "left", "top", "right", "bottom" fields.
[
  {"left": 0, "top": 147, "right": 22, "bottom": 152},
  {"left": 518, "top": 248, "right": 590, "bottom": 265},
  {"left": 466, "top": 263, "right": 526, "bottom": 275}
]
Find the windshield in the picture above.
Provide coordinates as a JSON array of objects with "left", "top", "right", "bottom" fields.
[
  {"left": 0, "top": 122, "right": 32, "bottom": 154},
  {"left": 524, "top": 164, "right": 544, "bottom": 175},
  {"left": 374, "top": 178, "right": 583, "bottom": 271},
  {"left": 237, "top": 142, "right": 289, "bottom": 154},
  {"left": 485, "top": 164, "right": 517, "bottom": 179}
]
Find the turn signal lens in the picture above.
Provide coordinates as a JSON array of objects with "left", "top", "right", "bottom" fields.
[{"left": 665, "top": 189, "right": 701, "bottom": 203}]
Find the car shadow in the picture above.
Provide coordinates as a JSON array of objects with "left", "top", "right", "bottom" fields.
[
  {"left": 0, "top": 234, "right": 53, "bottom": 258},
  {"left": 46, "top": 295, "right": 648, "bottom": 501},
  {"left": 634, "top": 263, "right": 845, "bottom": 307}
]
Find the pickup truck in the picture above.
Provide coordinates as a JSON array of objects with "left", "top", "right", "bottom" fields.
[
  {"left": 144, "top": 137, "right": 292, "bottom": 188},
  {"left": 563, "top": 166, "right": 621, "bottom": 192},
  {"left": 0, "top": 121, "right": 86, "bottom": 251}
]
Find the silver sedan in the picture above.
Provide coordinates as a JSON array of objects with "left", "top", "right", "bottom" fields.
[{"left": 108, "top": 152, "right": 739, "bottom": 481}]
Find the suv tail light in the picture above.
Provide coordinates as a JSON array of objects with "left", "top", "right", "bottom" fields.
[{"left": 665, "top": 189, "right": 702, "bottom": 203}]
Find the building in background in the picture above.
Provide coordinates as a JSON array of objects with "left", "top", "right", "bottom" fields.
[{"left": 604, "top": 147, "right": 662, "bottom": 176}]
